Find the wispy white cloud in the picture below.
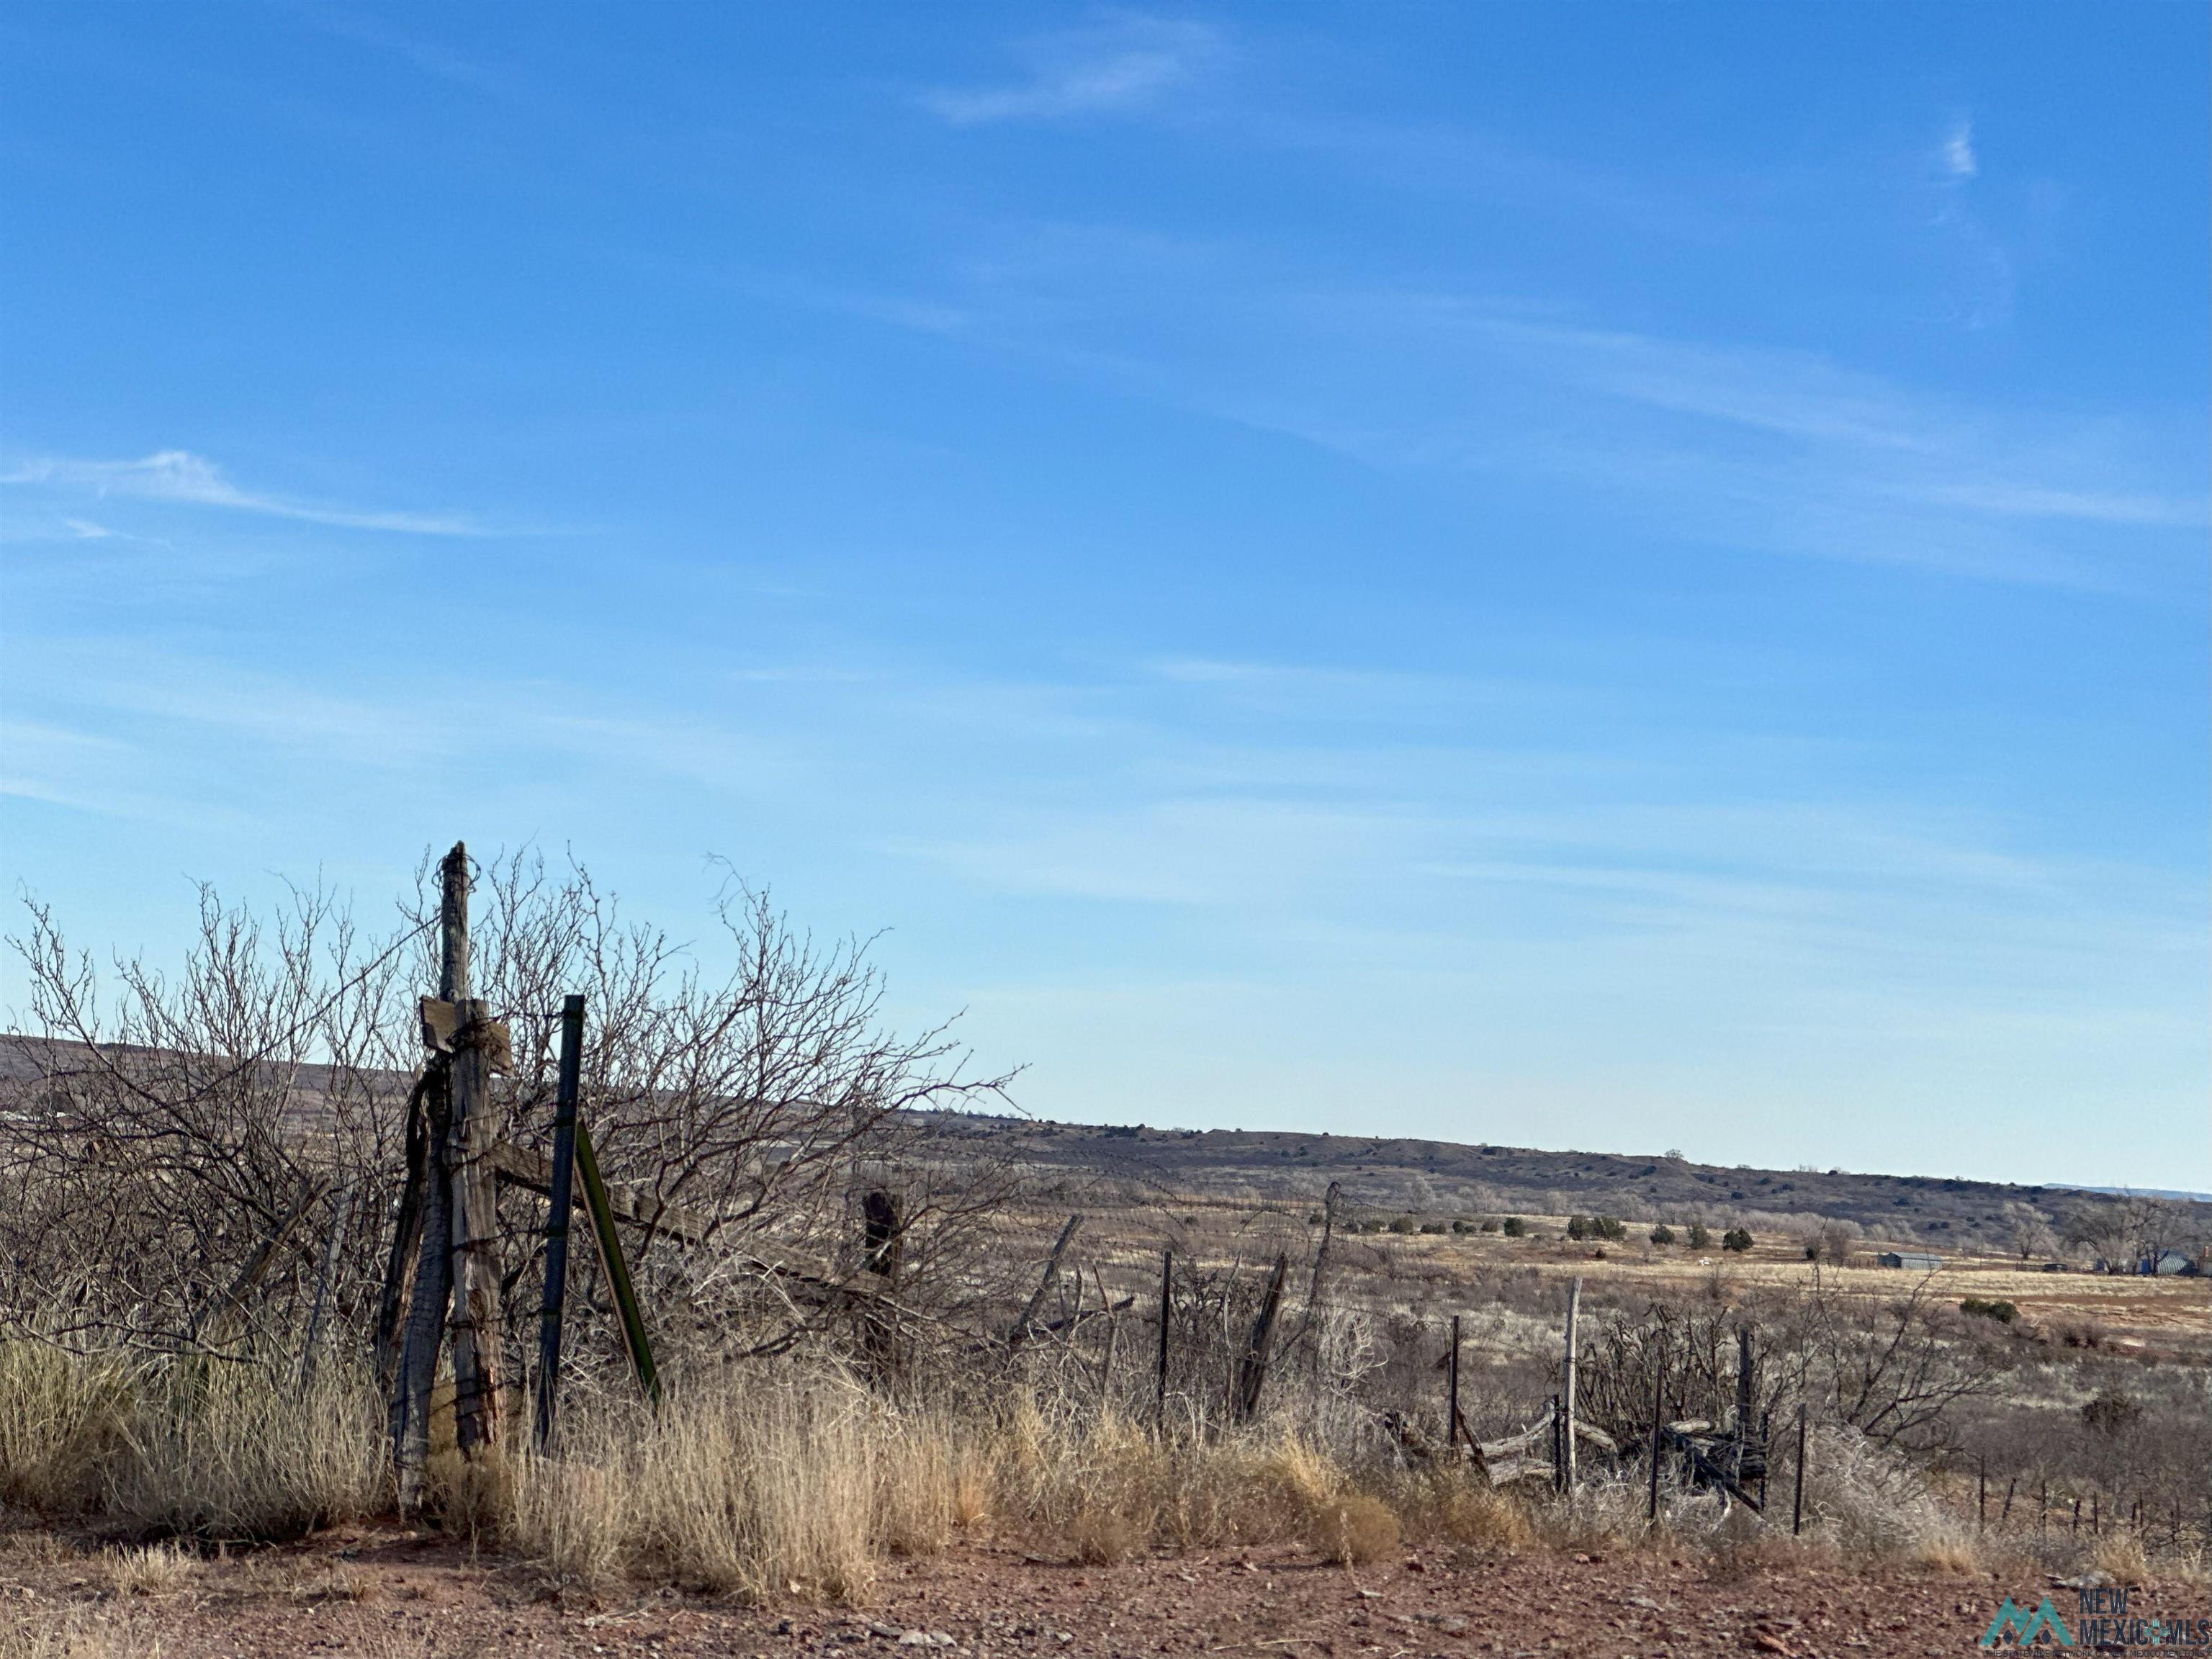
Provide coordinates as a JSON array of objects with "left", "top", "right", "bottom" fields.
[
  {"left": 2, "top": 450, "right": 490, "bottom": 535},
  {"left": 922, "top": 17, "right": 1220, "bottom": 127},
  {"left": 1940, "top": 117, "right": 1978, "bottom": 182},
  {"left": 822, "top": 227, "right": 2206, "bottom": 585}
]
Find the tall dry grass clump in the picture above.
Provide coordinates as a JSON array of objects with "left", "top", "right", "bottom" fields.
[
  {"left": 0, "top": 1341, "right": 138, "bottom": 1516},
  {"left": 496, "top": 1369, "right": 970, "bottom": 1600},
  {"left": 987, "top": 1398, "right": 1398, "bottom": 1563},
  {"left": 0, "top": 1339, "right": 385, "bottom": 1542}
]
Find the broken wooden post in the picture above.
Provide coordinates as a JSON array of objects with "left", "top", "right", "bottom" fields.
[
  {"left": 1232, "top": 1251, "right": 1289, "bottom": 1421},
  {"left": 1560, "top": 1276, "right": 1582, "bottom": 1490},
  {"left": 1154, "top": 1249, "right": 1172, "bottom": 1433},
  {"left": 534, "top": 994, "right": 585, "bottom": 1450},
  {"left": 1447, "top": 1315, "right": 1462, "bottom": 1448},
  {"left": 1012, "top": 1215, "right": 1085, "bottom": 1348},
  {"left": 1791, "top": 1404, "right": 1807, "bottom": 1535}
]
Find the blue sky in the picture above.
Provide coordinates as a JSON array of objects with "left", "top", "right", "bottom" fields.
[{"left": 2, "top": 4, "right": 2206, "bottom": 1187}]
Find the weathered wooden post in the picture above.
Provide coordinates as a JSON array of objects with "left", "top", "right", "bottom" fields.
[
  {"left": 1154, "top": 1249, "right": 1173, "bottom": 1434},
  {"left": 1977, "top": 1457, "right": 1987, "bottom": 1532},
  {"left": 1791, "top": 1404, "right": 1807, "bottom": 1535},
  {"left": 391, "top": 1027, "right": 457, "bottom": 1506},
  {"left": 1646, "top": 1358, "right": 1665, "bottom": 1521},
  {"left": 1012, "top": 1215, "right": 1085, "bottom": 1348},
  {"left": 437, "top": 845, "right": 505, "bottom": 1457},
  {"left": 1560, "top": 1277, "right": 1582, "bottom": 1490},
  {"left": 1447, "top": 1315, "right": 1462, "bottom": 1448},
  {"left": 534, "top": 994, "right": 585, "bottom": 1450},
  {"left": 1232, "top": 1251, "right": 1290, "bottom": 1421}
]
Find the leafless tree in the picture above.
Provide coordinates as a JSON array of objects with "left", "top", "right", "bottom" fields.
[{"left": 1, "top": 848, "right": 1025, "bottom": 1382}]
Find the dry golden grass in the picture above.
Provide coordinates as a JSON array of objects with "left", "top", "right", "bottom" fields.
[
  {"left": 1908, "top": 1529, "right": 1984, "bottom": 1574},
  {"left": 496, "top": 1374, "right": 956, "bottom": 1599},
  {"left": 0, "top": 1605, "right": 158, "bottom": 1659},
  {"left": 99, "top": 1539, "right": 199, "bottom": 1598},
  {"left": 0, "top": 1339, "right": 384, "bottom": 1544},
  {"left": 2091, "top": 1532, "right": 2152, "bottom": 1585}
]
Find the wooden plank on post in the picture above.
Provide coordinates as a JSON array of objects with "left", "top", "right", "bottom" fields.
[
  {"left": 576, "top": 1117, "right": 660, "bottom": 1405},
  {"left": 391, "top": 1066, "right": 454, "bottom": 1510},
  {"left": 534, "top": 994, "right": 585, "bottom": 1450},
  {"left": 373, "top": 1064, "right": 438, "bottom": 1395}
]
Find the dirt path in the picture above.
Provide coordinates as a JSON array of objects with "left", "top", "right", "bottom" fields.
[{"left": 4, "top": 1528, "right": 2203, "bottom": 1658}]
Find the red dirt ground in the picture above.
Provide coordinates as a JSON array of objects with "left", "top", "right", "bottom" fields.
[{"left": 4, "top": 1527, "right": 2203, "bottom": 1659}]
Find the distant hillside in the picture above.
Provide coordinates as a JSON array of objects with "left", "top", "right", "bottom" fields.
[
  {"left": 936, "top": 1113, "right": 2206, "bottom": 1256},
  {"left": 7, "top": 1035, "right": 2198, "bottom": 1256}
]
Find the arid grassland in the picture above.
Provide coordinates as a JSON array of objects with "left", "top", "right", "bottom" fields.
[{"left": 1, "top": 858, "right": 2206, "bottom": 1656}]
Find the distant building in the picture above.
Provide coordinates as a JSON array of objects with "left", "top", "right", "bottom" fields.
[
  {"left": 2143, "top": 1249, "right": 2200, "bottom": 1277},
  {"left": 1876, "top": 1251, "right": 1944, "bottom": 1271}
]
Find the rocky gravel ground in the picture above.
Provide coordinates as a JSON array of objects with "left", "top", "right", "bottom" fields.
[{"left": 4, "top": 1527, "right": 2203, "bottom": 1659}]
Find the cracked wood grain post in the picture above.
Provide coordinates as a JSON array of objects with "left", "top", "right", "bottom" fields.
[
  {"left": 1561, "top": 1275, "right": 1582, "bottom": 1490},
  {"left": 440, "top": 842, "right": 505, "bottom": 1457}
]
